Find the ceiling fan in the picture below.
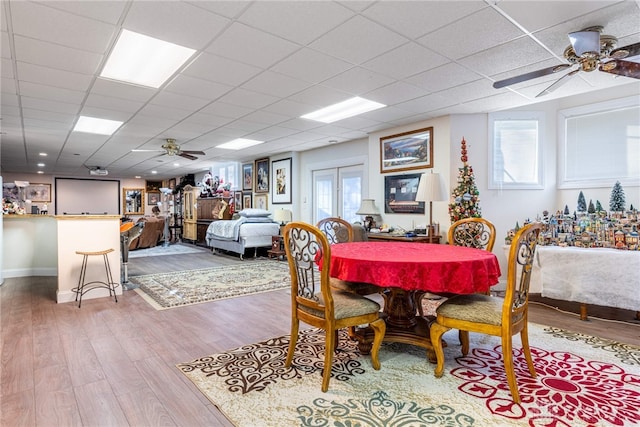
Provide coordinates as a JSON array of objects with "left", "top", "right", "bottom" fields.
[
  {"left": 493, "top": 26, "right": 640, "bottom": 97},
  {"left": 131, "top": 138, "right": 205, "bottom": 160}
]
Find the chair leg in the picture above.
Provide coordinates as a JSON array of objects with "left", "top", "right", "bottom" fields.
[
  {"left": 429, "top": 322, "right": 450, "bottom": 377},
  {"left": 520, "top": 323, "right": 537, "bottom": 378},
  {"left": 459, "top": 330, "right": 470, "bottom": 356},
  {"left": 321, "top": 328, "right": 336, "bottom": 392},
  {"left": 285, "top": 320, "right": 299, "bottom": 367},
  {"left": 368, "top": 318, "right": 386, "bottom": 370},
  {"left": 501, "top": 334, "right": 521, "bottom": 404}
]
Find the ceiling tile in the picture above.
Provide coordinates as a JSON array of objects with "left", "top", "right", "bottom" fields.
[
  {"left": 362, "top": 42, "right": 449, "bottom": 80},
  {"left": 270, "top": 48, "right": 353, "bottom": 84},
  {"left": 321, "top": 67, "right": 395, "bottom": 96},
  {"left": 10, "top": 1, "right": 115, "bottom": 53},
  {"left": 237, "top": 1, "right": 353, "bottom": 45},
  {"left": 205, "top": 22, "right": 299, "bottom": 68},
  {"left": 310, "top": 16, "right": 408, "bottom": 65},
  {"left": 242, "top": 70, "right": 311, "bottom": 98},
  {"left": 407, "top": 62, "right": 482, "bottom": 92},
  {"left": 17, "top": 62, "right": 93, "bottom": 92},
  {"left": 183, "top": 52, "right": 262, "bottom": 87},
  {"left": 13, "top": 35, "right": 103, "bottom": 75}
]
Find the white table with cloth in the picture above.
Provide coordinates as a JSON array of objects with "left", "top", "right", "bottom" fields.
[{"left": 529, "top": 245, "right": 640, "bottom": 319}]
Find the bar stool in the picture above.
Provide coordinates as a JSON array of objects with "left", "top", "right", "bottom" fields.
[{"left": 73, "top": 248, "right": 119, "bottom": 308}]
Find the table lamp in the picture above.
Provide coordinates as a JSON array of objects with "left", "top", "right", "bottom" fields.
[
  {"left": 415, "top": 172, "right": 445, "bottom": 237},
  {"left": 356, "top": 199, "right": 380, "bottom": 231},
  {"left": 273, "top": 208, "right": 292, "bottom": 226}
]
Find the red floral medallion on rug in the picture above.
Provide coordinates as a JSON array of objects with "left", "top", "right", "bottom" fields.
[{"left": 453, "top": 345, "right": 640, "bottom": 426}]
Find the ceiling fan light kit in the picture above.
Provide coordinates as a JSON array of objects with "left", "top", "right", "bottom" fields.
[
  {"left": 493, "top": 25, "right": 640, "bottom": 96},
  {"left": 131, "top": 138, "right": 205, "bottom": 161}
]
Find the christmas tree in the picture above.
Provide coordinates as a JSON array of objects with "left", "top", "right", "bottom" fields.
[
  {"left": 609, "top": 181, "right": 625, "bottom": 212},
  {"left": 449, "top": 138, "right": 481, "bottom": 222},
  {"left": 577, "top": 191, "right": 586, "bottom": 213},
  {"left": 588, "top": 199, "right": 595, "bottom": 214}
]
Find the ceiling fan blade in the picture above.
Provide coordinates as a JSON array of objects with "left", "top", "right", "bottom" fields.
[
  {"left": 131, "top": 149, "right": 165, "bottom": 153},
  {"left": 179, "top": 152, "right": 198, "bottom": 160},
  {"left": 600, "top": 59, "right": 640, "bottom": 79},
  {"left": 610, "top": 41, "right": 640, "bottom": 59},
  {"left": 568, "top": 30, "right": 600, "bottom": 56},
  {"left": 181, "top": 150, "right": 206, "bottom": 155},
  {"left": 535, "top": 69, "right": 580, "bottom": 98},
  {"left": 493, "top": 64, "right": 571, "bottom": 89}
]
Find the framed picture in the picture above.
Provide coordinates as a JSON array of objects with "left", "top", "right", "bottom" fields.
[
  {"left": 271, "top": 157, "right": 292, "bottom": 204},
  {"left": 243, "top": 193, "right": 252, "bottom": 209},
  {"left": 168, "top": 178, "right": 176, "bottom": 190},
  {"left": 380, "top": 126, "right": 433, "bottom": 173},
  {"left": 147, "top": 192, "right": 160, "bottom": 206},
  {"left": 146, "top": 180, "right": 162, "bottom": 193},
  {"left": 384, "top": 173, "right": 425, "bottom": 214},
  {"left": 26, "top": 183, "right": 51, "bottom": 202},
  {"left": 254, "top": 158, "right": 269, "bottom": 193},
  {"left": 254, "top": 193, "right": 268, "bottom": 210},
  {"left": 234, "top": 191, "right": 243, "bottom": 210},
  {"left": 242, "top": 163, "right": 253, "bottom": 191}
]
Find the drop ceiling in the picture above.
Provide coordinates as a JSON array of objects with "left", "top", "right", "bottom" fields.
[{"left": 1, "top": 0, "right": 639, "bottom": 179}]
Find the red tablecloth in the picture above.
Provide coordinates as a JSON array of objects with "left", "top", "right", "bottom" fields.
[{"left": 326, "top": 242, "right": 501, "bottom": 294}]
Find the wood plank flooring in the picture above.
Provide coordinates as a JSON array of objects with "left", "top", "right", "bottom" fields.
[{"left": 2, "top": 245, "right": 639, "bottom": 426}]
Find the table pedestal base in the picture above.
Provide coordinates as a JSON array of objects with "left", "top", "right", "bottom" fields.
[{"left": 353, "top": 288, "right": 444, "bottom": 362}]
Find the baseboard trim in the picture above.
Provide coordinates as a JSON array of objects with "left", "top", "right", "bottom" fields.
[{"left": 2, "top": 268, "right": 57, "bottom": 278}]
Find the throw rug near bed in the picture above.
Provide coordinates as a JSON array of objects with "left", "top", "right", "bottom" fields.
[
  {"left": 130, "top": 261, "right": 290, "bottom": 310},
  {"left": 178, "top": 323, "right": 640, "bottom": 427},
  {"left": 127, "top": 243, "right": 209, "bottom": 258}
]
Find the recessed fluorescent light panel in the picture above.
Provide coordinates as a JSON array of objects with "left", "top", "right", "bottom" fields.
[
  {"left": 100, "top": 29, "right": 196, "bottom": 88},
  {"left": 301, "top": 97, "right": 386, "bottom": 123},
  {"left": 217, "top": 138, "right": 264, "bottom": 150},
  {"left": 73, "top": 116, "right": 123, "bottom": 135}
]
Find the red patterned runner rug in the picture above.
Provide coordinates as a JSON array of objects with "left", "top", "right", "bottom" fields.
[{"left": 178, "top": 323, "right": 640, "bottom": 426}]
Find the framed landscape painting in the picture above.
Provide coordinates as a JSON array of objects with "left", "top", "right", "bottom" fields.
[{"left": 380, "top": 127, "right": 433, "bottom": 173}]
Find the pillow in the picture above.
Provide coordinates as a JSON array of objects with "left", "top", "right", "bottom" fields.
[
  {"left": 238, "top": 208, "right": 271, "bottom": 218},
  {"left": 243, "top": 217, "right": 276, "bottom": 223}
]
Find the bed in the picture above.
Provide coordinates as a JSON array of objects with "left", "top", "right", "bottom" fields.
[{"left": 205, "top": 214, "right": 280, "bottom": 260}]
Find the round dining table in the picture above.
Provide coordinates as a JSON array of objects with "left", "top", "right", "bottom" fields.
[{"left": 324, "top": 241, "right": 501, "bottom": 360}]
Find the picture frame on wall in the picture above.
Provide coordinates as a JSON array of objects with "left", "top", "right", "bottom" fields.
[
  {"left": 146, "top": 180, "right": 162, "bottom": 193},
  {"left": 384, "top": 173, "right": 425, "bottom": 214},
  {"left": 271, "top": 157, "right": 292, "bottom": 204},
  {"left": 380, "top": 126, "right": 433, "bottom": 173},
  {"left": 242, "top": 163, "right": 253, "bottom": 191},
  {"left": 254, "top": 193, "right": 268, "bottom": 210},
  {"left": 254, "top": 158, "right": 269, "bottom": 193},
  {"left": 234, "top": 191, "right": 243, "bottom": 210},
  {"left": 148, "top": 192, "right": 160, "bottom": 206},
  {"left": 168, "top": 178, "right": 176, "bottom": 190},
  {"left": 243, "top": 193, "right": 252, "bottom": 209},
  {"left": 26, "top": 183, "right": 51, "bottom": 202}
]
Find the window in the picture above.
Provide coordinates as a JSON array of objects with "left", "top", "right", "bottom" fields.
[
  {"left": 488, "top": 111, "right": 544, "bottom": 189},
  {"left": 312, "top": 165, "right": 363, "bottom": 224},
  {"left": 210, "top": 162, "right": 239, "bottom": 189},
  {"left": 559, "top": 96, "right": 639, "bottom": 189}
]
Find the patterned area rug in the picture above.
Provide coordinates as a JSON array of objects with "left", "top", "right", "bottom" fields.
[
  {"left": 178, "top": 324, "right": 640, "bottom": 426},
  {"left": 128, "top": 243, "right": 209, "bottom": 258},
  {"left": 130, "top": 261, "right": 290, "bottom": 310}
]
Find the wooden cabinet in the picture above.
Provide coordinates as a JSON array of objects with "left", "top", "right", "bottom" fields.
[
  {"left": 267, "top": 235, "right": 285, "bottom": 260},
  {"left": 367, "top": 233, "right": 441, "bottom": 244},
  {"left": 182, "top": 185, "right": 198, "bottom": 242}
]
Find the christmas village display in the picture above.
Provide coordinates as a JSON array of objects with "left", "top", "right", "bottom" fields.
[{"left": 505, "top": 181, "right": 639, "bottom": 250}]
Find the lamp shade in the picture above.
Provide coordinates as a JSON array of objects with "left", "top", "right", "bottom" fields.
[
  {"left": 415, "top": 173, "right": 445, "bottom": 202},
  {"left": 273, "top": 208, "right": 292, "bottom": 224},
  {"left": 356, "top": 199, "right": 380, "bottom": 215}
]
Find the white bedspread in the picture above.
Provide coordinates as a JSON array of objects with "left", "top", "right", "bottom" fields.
[
  {"left": 207, "top": 217, "right": 246, "bottom": 240},
  {"left": 530, "top": 246, "right": 640, "bottom": 311}
]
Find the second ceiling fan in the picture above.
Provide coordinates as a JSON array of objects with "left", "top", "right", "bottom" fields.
[
  {"left": 493, "top": 26, "right": 640, "bottom": 97},
  {"left": 132, "top": 138, "right": 205, "bottom": 160}
]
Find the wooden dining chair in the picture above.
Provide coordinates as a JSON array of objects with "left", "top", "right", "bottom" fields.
[
  {"left": 316, "top": 217, "right": 353, "bottom": 244},
  {"left": 448, "top": 217, "right": 497, "bottom": 252},
  {"left": 417, "top": 217, "right": 497, "bottom": 316},
  {"left": 283, "top": 222, "right": 386, "bottom": 392},
  {"left": 316, "top": 217, "right": 379, "bottom": 296},
  {"left": 429, "top": 222, "right": 542, "bottom": 403}
]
